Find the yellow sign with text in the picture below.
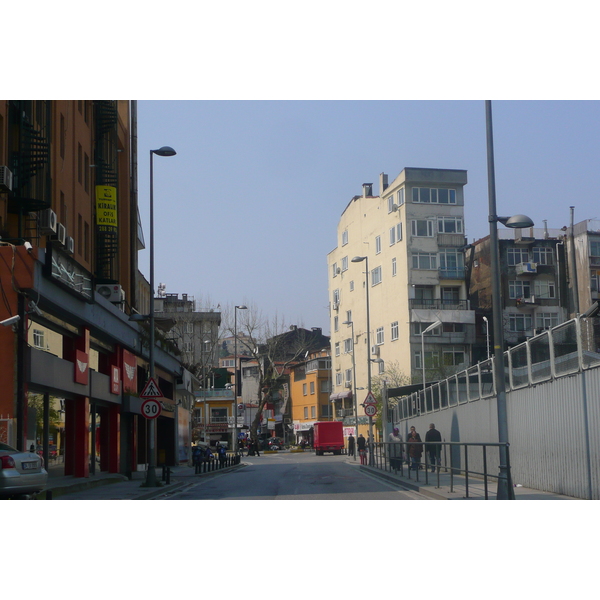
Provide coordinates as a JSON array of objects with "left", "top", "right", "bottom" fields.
[{"left": 95, "top": 185, "right": 118, "bottom": 230}]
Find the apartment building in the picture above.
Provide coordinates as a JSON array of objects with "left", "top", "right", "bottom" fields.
[
  {"left": 328, "top": 168, "right": 475, "bottom": 409},
  {"left": 467, "top": 226, "right": 568, "bottom": 358},
  {"left": 568, "top": 219, "right": 600, "bottom": 317}
]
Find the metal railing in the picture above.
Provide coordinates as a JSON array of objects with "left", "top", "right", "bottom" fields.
[{"left": 370, "top": 441, "right": 513, "bottom": 500}]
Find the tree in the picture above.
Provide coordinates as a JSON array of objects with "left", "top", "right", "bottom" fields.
[
  {"left": 370, "top": 360, "right": 411, "bottom": 434},
  {"left": 221, "top": 304, "right": 329, "bottom": 445}
]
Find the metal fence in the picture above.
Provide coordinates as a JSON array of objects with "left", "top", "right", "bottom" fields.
[{"left": 372, "top": 441, "right": 511, "bottom": 500}]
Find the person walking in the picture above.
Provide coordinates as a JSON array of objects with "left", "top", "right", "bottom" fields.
[
  {"left": 425, "top": 423, "right": 442, "bottom": 472},
  {"left": 407, "top": 426, "right": 423, "bottom": 471},
  {"left": 348, "top": 433, "right": 356, "bottom": 458},
  {"left": 387, "top": 427, "right": 403, "bottom": 470},
  {"left": 357, "top": 433, "right": 367, "bottom": 465}
]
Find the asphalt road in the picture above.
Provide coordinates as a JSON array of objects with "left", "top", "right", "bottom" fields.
[{"left": 159, "top": 451, "right": 430, "bottom": 500}]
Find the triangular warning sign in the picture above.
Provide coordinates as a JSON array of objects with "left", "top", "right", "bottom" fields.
[
  {"left": 363, "top": 391, "right": 377, "bottom": 406},
  {"left": 140, "top": 377, "right": 163, "bottom": 399}
]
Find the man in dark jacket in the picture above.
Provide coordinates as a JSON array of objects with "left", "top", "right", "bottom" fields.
[{"left": 425, "top": 423, "right": 442, "bottom": 472}]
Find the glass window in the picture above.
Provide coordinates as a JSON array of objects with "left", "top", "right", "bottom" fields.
[
  {"left": 392, "top": 257, "right": 397, "bottom": 277},
  {"left": 341, "top": 256, "right": 348, "bottom": 272},
  {"left": 376, "top": 327, "right": 384, "bottom": 345},
  {"left": 375, "top": 236, "right": 381, "bottom": 254},
  {"left": 303, "top": 383, "right": 307, "bottom": 395},
  {"left": 388, "top": 196, "right": 395, "bottom": 213},
  {"left": 310, "top": 382, "right": 315, "bottom": 395},
  {"left": 397, "top": 188, "right": 404, "bottom": 206},
  {"left": 412, "top": 187, "right": 456, "bottom": 204},
  {"left": 438, "top": 216, "right": 463, "bottom": 234},
  {"left": 332, "top": 263, "right": 338, "bottom": 277},
  {"left": 532, "top": 247, "right": 554, "bottom": 265},
  {"left": 304, "top": 407, "right": 308, "bottom": 419},
  {"left": 335, "top": 342, "right": 340, "bottom": 356},
  {"left": 342, "top": 230, "right": 348, "bottom": 246},
  {"left": 442, "top": 347, "right": 466, "bottom": 366},
  {"left": 311, "top": 406, "right": 316, "bottom": 418},
  {"left": 509, "top": 313, "right": 532, "bottom": 332},
  {"left": 371, "top": 266, "right": 382, "bottom": 285},
  {"left": 389, "top": 227, "right": 396, "bottom": 246},
  {"left": 33, "top": 329, "right": 45, "bottom": 349},
  {"left": 412, "top": 252, "right": 437, "bottom": 270},
  {"left": 411, "top": 219, "right": 434, "bottom": 237},
  {"left": 397, "top": 222, "right": 402, "bottom": 241},
  {"left": 590, "top": 241, "right": 600, "bottom": 256},
  {"left": 344, "top": 338, "right": 353, "bottom": 353},
  {"left": 507, "top": 248, "right": 529, "bottom": 265},
  {"left": 509, "top": 280, "right": 531, "bottom": 299},
  {"left": 536, "top": 313, "right": 560, "bottom": 330},
  {"left": 391, "top": 321, "right": 399, "bottom": 341},
  {"left": 345, "top": 369, "right": 352, "bottom": 383},
  {"left": 534, "top": 280, "right": 556, "bottom": 299},
  {"left": 415, "top": 350, "right": 440, "bottom": 369}
]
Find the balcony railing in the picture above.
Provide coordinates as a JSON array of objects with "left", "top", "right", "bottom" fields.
[
  {"left": 438, "top": 267, "right": 466, "bottom": 280},
  {"left": 409, "top": 299, "right": 470, "bottom": 310}
]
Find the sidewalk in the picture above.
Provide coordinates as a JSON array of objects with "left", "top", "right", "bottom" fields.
[
  {"left": 352, "top": 459, "right": 580, "bottom": 500},
  {"left": 36, "top": 461, "right": 244, "bottom": 500}
]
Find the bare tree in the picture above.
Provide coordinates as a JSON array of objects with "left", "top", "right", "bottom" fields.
[{"left": 371, "top": 360, "right": 411, "bottom": 433}]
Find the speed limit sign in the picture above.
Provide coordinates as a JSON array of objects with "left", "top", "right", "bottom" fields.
[
  {"left": 364, "top": 404, "right": 377, "bottom": 417},
  {"left": 141, "top": 398, "right": 162, "bottom": 419}
]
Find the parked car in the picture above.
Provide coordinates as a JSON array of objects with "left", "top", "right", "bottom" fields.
[
  {"left": 0, "top": 442, "right": 48, "bottom": 498},
  {"left": 36, "top": 444, "right": 58, "bottom": 460}
]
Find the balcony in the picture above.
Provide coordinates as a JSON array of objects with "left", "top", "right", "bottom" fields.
[
  {"left": 410, "top": 299, "right": 469, "bottom": 310},
  {"left": 438, "top": 267, "right": 465, "bottom": 280},
  {"left": 515, "top": 262, "right": 538, "bottom": 275}
]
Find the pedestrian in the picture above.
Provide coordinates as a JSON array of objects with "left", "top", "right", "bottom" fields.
[
  {"left": 407, "top": 426, "right": 423, "bottom": 471},
  {"left": 387, "top": 427, "right": 403, "bottom": 470},
  {"left": 192, "top": 445, "right": 202, "bottom": 467},
  {"left": 348, "top": 433, "right": 356, "bottom": 458},
  {"left": 357, "top": 433, "right": 367, "bottom": 465},
  {"left": 425, "top": 423, "right": 442, "bottom": 472},
  {"left": 218, "top": 443, "right": 227, "bottom": 467}
]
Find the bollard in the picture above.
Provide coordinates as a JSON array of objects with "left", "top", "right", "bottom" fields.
[{"left": 166, "top": 466, "right": 171, "bottom": 485}]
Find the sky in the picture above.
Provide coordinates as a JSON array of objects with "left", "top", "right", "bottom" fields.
[{"left": 136, "top": 99, "right": 600, "bottom": 334}]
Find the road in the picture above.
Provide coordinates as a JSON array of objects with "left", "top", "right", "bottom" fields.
[{"left": 158, "top": 451, "right": 429, "bottom": 500}]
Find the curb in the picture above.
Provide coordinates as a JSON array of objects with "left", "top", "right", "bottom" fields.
[
  {"left": 37, "top": 475, "right": 129, "bottom": 500},
  {"left": 359, "top": 465, "right": 451, "bottom": 500}
]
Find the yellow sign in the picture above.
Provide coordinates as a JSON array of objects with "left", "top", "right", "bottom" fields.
[{"left": 95, "top": 185, "right": 118, "bottom": 230}]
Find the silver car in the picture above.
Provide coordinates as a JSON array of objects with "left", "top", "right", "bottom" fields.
[{"left": 0, "top": 442, "right": 48, "bottom": 499}]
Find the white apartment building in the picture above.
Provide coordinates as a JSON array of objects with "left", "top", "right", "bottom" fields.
[{"left": 327, "top": 168, "right": 476, "bottom": 404}]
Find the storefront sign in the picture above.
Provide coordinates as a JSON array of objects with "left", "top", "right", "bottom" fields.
[
  {"left": 74, "top": 349, "right": 89, "bottom": 385},
  {"left": 122, "top": 350, "right": 137, "bottom": 394},
  {"left": 111, "top": 366, "right": 120, "bottom": 394},
  {"left": 95, "top": 186, "right": 118, "bottom": 231}
]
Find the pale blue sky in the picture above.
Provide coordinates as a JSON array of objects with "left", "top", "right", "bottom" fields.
[{"left": 137, "top": 100, "right": 600, "bottom": 333}]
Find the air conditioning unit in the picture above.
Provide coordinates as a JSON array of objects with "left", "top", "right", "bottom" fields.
[
  {"left": 51, "top": 223, "right": 66, "bottom": 245},
  {"left": 371, "top": 345, "right": 380, "bottom": 356},
  {"left": 0, "top": 166, "right": 13, "bottom": 191},
  {"left": 523, "top": 295, "right": 536, "bottom": 304},
  {"left": 96, "top": 284, "right": 125, "bottom": 303},
  {"left": 39, "top": 209, "right": 58, "bottom": 235},
  {"left": 65, "top": 236, "right": 75, "bottom": 254},
  {"left": 344, "top": 382, "right": 352, "bottom": 388}
]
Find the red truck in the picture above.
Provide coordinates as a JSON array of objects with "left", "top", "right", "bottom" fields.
[{"left": 313, "top": 421, "right": 344, "bottom": 455}]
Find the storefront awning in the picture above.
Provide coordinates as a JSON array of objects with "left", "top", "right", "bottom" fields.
[{"left": 329, "top": 390, "right": 353, "bottom": 401}]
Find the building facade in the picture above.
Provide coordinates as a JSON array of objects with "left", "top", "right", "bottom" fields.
[{"left": 328, "top": 168, "right": 475, "bottom": 420}]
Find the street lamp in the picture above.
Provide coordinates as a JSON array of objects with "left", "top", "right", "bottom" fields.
[
  {"left": 351, "top": 255, "right": 374, "bottom": 463},
  {"left": 485, "top": 100, "right": 534, "bottom": 500},
  {"left": 342, "top": 319, "right": 359, "bottom": 461},
  {"left": 233, "top": 305, "right": 247, "bottom": 455},
  {"left": 482, "top": 316, "right": 490, "bottom": 360},
  {"left": 421, "top": 319, "right": 442, "bottom": 392},
  {"left": 144, "top": 145, "right": 176, "bottom": 488}
]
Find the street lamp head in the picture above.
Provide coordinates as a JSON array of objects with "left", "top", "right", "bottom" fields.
[
  {"left": 497, "top": 214, "right": 534, "bottom": 229},
  {"left": 152, "top": 146, "right": 177, "bottom": 157},
  {"left": 235, "top": 305, "right": 247, "bottom": 310},
  {"left": 342, "top": 320, "right": 352, "bottom": 325},
  {"left": 351, "top": 256, "right": 367, "bottom": 263}
]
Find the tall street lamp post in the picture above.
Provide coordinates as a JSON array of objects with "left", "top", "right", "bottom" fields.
[
  {"left": 351, "top": 255, "right": 374, "bottom": 463},
  {"left": 233, "top": 305, "right": 247, "bottom": 455},
  {"left": 421, "top": 319, "right": 442, "bottom": 392},
  {"left": 144, "top": 145, "right": 176, "bottom": 488},
  {"left": 485, "top": 100, "right": 533, "bottom": 500},
  {"left": 342, "top": 320, "right": 358, "bottom": 461}
]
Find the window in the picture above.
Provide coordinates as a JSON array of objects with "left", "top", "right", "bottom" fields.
[
  {"left": 413, "top": 322, "right": 442, "bottom": 335},
  {"left": 335, "top": 373, "right": 342, "bottom": 386},
  {"left": 397, "top": 222, "right": 402, "bottom": 241},
  {"left": 304, "top": 407, "right": 308, "bottom": 419},
  {"left": 387, "top": 196, "right": 395, "bottom": 213},
  {"left": 391, "top": 321, "right": 399, "bottom": 341},
  {"left": 439, "top": 249, "right": 465, "bottom": 277},
  {"left": 438, "top": 216, "right": 463, "bottom": 234},
  {"left": 412, "top": 252, "right": 437, "bottom": 270},
  {"left": 332, "top": 262, "right": 338, "bottom": 277},
  {"left": 532, "top": 247, "right": 554, "bottom": 265},
  {"left": 441, "top": 287, "right": 460, "bottom": 305},
  {"left": 334, "top": 316, "right": 338, "bottom": 332},
  {"left": 509, "top": 313, "right": 532, "bottom": 332},
  {"left": 310, "top": 381, "right": 315, "bottom": 395},
  {"left": 534, "top": 280, "right": 556, "bottom": 299},
  {"left": 507, "top": 248, "right": 529, "bottom": 266},
  {"left": 186, "top": 322, "right": 194, "bottom": 334},
  {"left": 222, "top": 359, "right": 234, "bottom": 368},
  {"left": 415, "top": 350, "right": 440, "bottom": 369},
  {"left": 341, "top": 256, "right": 348, "bottom": 272},
  {"left": 509, "top": 280, "right": 531, "bottom": 299},
  {"left": 389, "top": 227, "right": 396, "bottom": 246},
  {"left": 183, "top": 342, "right": 193, "bottom": 352},
  {"left": 442, "top": 346, "right": 466, "bottom": 366},
  {"left": 333, "top": 289, "right": 340, "bottom": 305},
  {"left": 536, "top": 313, "right": 560, "bottom": 330},
  {"left": 77, "top": 144, "right": 82, "bottom": 184},
  {"left": 320, "top": 380, "right": 331, "bottom": 393},
  {"left": 397, "top": 188, "right": 405, "bottom": 206},
  {"left": 411, "top": 219, "right": 434, "bottom": 237},
  {"left": 392, "top": 257, "right": 397, "bottom": 277},
  {"left": 345, "top": 369, "right": 352, "bottom": 384},
  {"left": 321, "top": 404, "right": 331, "bottom": 418},
  {"left": 342, "top": 230, "right": 348, "bottom": 246},
  {"left": 412, "top": 187, "right": 456, "bottom": 204},
  {"left": 375, "top": 236, "right": 381, "bottom": 254},
  {"left": 84, "top": 153, "right": 90, "bottom": 193},
  {"left": 443, "top": 322, "right": 465, "bottom": 333},
  {"left": 376, "top": 327, "right": 384, "bottom": 345},
  {"left": 335, "top": 342, "right": 340, "bottom": 356},
  {"left": 33, "top": 329, "right": 45, "bottom": 349},
  {"left": 590, "top": 240, "right": 600, "bottom": 257},
  {"left": 311, "top": 406, "right": 316, "bottom": 419},
  {"left": 371, "top": 266, "right": 382, "bottom": 285},
  {"left": 303, "top": 383, "right": 307, "bottom": 396},
  {"left": 349, "top": 280, "right": 354, "bottom": 292},
  {"left": 344, "top": 338, "right": 353, "bottom": 353},
  {"left": 346, "top": 310, "right": 352, "bottom": 323}
]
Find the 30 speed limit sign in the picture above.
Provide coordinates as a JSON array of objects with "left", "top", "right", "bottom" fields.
[
  {"left": 141, "top": 398, "right": 162, "bottom": 419},
  {"left": 364, "top": 404, "right": 377, "bottom": 417}
]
